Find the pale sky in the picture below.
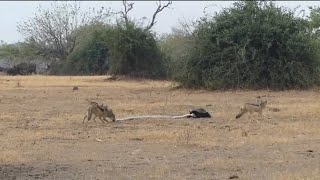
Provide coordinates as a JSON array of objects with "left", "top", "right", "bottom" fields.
[{"left": 0, "top": 1, "right": 320, "bottom": 44}]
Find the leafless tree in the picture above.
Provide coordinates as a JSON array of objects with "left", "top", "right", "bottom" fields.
[
  {"left": 121, "top": 0, "right": 134, "bottom": 26},
  {"left": 145, "top": 1, "right": 172, "bottom": 31},
  {"left": 120, "top": 0, "right": 172, "bottom": 31},
  {"left": 17, "top": 2, "right": 111, "bottom": 62}
]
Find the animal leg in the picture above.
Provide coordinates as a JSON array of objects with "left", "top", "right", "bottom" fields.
[
  {"left": 257, "top": 110, "right": 264, "bottom": 121},
  {"left": 93, "top": 116, "right": 97, "bottom": 123},
  {"left": 83, "top": 115, "right": 87, "bottom": 123},
  {"left": 103, "top": 117, "right": 110, "bottom": 123},
  {"left": 98, "top": 117, "right": 107, "bottom": 123}
]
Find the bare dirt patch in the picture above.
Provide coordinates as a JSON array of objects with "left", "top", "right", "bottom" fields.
[{"left": 0, "top": 76, "right": 319, "bottom": 179}]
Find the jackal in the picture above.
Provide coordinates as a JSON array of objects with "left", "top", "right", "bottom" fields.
[
  {"left": 83, "top": 102, "right": 116, "bottom": 123},
  {"left": 235, "top": 100, "right": 268, "bottom": 119}
]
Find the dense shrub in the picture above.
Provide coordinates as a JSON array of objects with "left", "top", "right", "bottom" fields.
[
  {"left": 177, "top": 1, "right": 320, "bottom": 90},
  {"left": 65, "top": 26, "right": 112, "bottom": 75},
  {"left": 50, "top": 24, "right": 114, "bottom": 75},
  {"left": 108, "top": 21, "right": 167, "bottom": 79},
  {"left": 50, "top": 21, "right": 167, "bottom": 78}
]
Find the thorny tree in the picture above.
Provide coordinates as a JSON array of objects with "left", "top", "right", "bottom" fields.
[{"left": 17, "top": 2, "right": 112, "bottom": 62}]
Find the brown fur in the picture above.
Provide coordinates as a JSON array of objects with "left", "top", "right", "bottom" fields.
[
  {"left": 236, "top": 100, "right": 268, "bottom": 119},
  {"left": 83, "top": 102, "right": 116, "bottom": 123}
]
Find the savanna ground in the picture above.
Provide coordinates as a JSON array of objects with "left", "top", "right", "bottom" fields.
[{"left": 0, "top": 76, "right": 319, "bottom": 180}]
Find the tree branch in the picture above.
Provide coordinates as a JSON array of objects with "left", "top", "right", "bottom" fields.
[
  {"left": 145, "top": 0, "right": 172, "bottom": 31},
  {"left": 122, "top": 0, "right": 134, "bottom": 26}
]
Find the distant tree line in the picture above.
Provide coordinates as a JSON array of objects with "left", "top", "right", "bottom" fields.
[
  {"left": 1, "top": 1, "right": 320, "bottom": 89},
  {"left": 7, "top": 0, "right": 171, "bottom": 79}
]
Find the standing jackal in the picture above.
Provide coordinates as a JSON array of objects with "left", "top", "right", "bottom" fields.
[
  {"left": 83, "top": 102, "right": 116, "bottom": 123},
  {"left": 235, "top": 100, "right": 268, "bottom": 119}
]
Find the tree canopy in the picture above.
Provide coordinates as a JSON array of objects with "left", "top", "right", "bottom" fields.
[
  {"left": 17, "top": 2, "right": 111, "bottom": 62},
  {"left": 175, "top": 1, "right": 320, "bottom": 90}
]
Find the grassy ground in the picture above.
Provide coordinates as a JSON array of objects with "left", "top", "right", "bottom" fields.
[{"left": 0, "top": 75, "right": 319, "bottom": 180}]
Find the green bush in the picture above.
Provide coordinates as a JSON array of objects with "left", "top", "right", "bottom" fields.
[
  {"left": 65, "top": 27, "right": 111, "bottom": 75},
  {"left": 177, "top": 1, "right": 320, "bottom": 90},
  {"left": 49, "top": 21, "right": 167, "bottom": 78},
  {"left": 108, "top": 21, "right": 167, "bottom": 79},
  {"left": 50, "top": 23, "right": 113, "bottom": 75}
]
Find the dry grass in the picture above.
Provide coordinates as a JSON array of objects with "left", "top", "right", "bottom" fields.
[{"left": 0, "top": 75, "right": 319, "bottom": 179}]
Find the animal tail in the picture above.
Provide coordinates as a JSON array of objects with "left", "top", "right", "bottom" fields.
[
  {"left": 235, "top": 113, "right": 243, "bottom": 119},
  {"left": 84, "top": 106, "right": 92, "bottom": 121},
  {"left": 235, "top": 108, "right": 246, "bottom": 119},
  {"left": 87, "top": 110, "right": 92, "bottom": 121}
]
